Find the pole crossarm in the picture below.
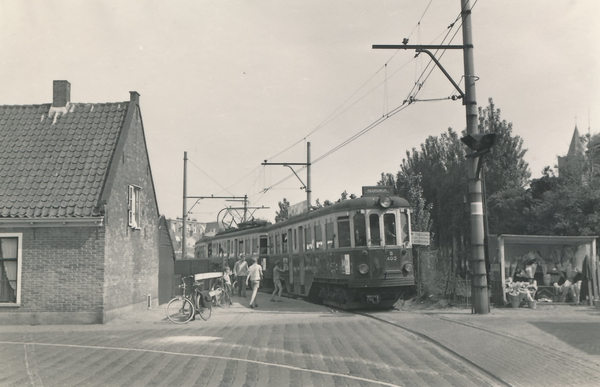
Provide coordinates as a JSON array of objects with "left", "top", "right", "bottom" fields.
[
  {"left": 372, "top": 45, "right": 466, "bottom": 101},
  {"left": 262, "top": 162, "right": 309, "bottom": 190},
  {"left": 372, "top": 44, "right": 471, "bottom": 50},
  {"left": 186, "top": 196, "right": 246, "bottom": 199}
]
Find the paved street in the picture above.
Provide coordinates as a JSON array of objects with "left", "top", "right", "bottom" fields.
[{"left": 0, "top": 293, "right": 599, "bottom": 387}]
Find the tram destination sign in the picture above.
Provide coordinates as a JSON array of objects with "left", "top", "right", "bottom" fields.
[
  {"left": 362, "top": 186, "right": 394, "bottom": 197},
  {"left": 411, "top": 232, "right": 431, "bottom": 246}
]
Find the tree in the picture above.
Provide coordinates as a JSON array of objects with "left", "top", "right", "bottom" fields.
[{"left": 378, "top": 98, "right": 532, "bottom": 292}]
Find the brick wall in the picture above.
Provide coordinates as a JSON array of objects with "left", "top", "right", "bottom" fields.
[
  {"left": 0, "top": 226, "right": 105, "bottom": 324},
  {"left": 103, "top": 106, "right": 160, "bottom": 313}
]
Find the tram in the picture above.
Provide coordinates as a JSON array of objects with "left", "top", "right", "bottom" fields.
[{"left": 194, "top": 186, "right": 415, "bottom": 309}]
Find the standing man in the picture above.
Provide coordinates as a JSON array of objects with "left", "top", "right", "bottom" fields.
[
  {"left": 233, "top": 254, "right": 249, "bottom": 298},
  {"left": 270, "top": 261, "right": 286, "bottom": 302},
  {"left": 247, "top": 257, "right": 263, "bottom": 309}
]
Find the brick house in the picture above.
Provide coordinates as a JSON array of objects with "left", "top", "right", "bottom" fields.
[{"left": 0, "top": 81, "right": 161, "bottom": 324}]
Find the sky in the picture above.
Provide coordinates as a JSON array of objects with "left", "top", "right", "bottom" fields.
[{"left": 1, "top": 0, "right": 599, "bottom": 225}]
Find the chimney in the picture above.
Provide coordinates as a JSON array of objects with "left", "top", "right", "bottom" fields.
[
  {"left": 52, "top": 80, "right": 71, "bottom": 107},
  {"left": 129, "top": 91, "right": 140, "bottom": 103}
]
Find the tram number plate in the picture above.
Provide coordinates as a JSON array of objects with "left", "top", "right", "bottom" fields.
[{"left": 366, "top": 295, "right": 380, "bottom": 304}]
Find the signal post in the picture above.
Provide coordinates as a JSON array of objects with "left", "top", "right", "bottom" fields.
[{"left": 374, "top": 0, "right": 489, "bottom": 313}]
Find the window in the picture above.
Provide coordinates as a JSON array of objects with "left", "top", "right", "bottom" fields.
[
  {"left": 304, "top": 226, "right": 313, "bottom": 250},
  {"left": 353, "top": 213, "right": 367, "bottom": 247},
  {"left": 275, "top": 233, "right": 281, "bottom": 254},
  {"left": 260, "top": 236, "right": 268, "bottom": 254},
  {"left": 325, "top": 223, "right": 334, "bottom": 249},
  {"left": 400, "top": 212, "right": 410, "bottom": 244},
  {"left": 1, "top": 235, "right": 21, "bottom": 304},
  {"left": 384, "top": 213, "right": 397, "bottom": 246},
  {"left": 369, "top": 214, "right": 381, "bottom": 246},
  {"left": 128, "top": 185, "right": 141, "bottom": 228},
  {"left": 337, "top": 216, "right": 351, "bottom": 248},
  {"left": 293, "top": 229, "right": 297, "bottom": 251},
  {"left": 282, "top": 233, "right": 288, "bottom": 254},
  {"left": 315, "top": 224, "right": 323, "bottom": 250},
  {"left": 252, "top": 236, "right": 259, "bottom": 254},
  {"left": 269, "top": 235, "right": 274, "bottom": 254}
]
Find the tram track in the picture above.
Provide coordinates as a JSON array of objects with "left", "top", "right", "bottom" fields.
[
  {"left": 354, "top": 310, "right": 512, "bottom": 387},
  {"left": 354, "top": 309, "right": 600, "bottom": 387}
]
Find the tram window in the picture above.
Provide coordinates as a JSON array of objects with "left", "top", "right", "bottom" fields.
[
  {"left": 219, "top": 243, "right": 225, "bottom": 256},
  {"left": 325, "top": 223, "right": 334, "bottom": 249},
  {"left": 369, "top": 214, "right": 381, "bottom": 246},
  {"left": 208, "top": 243, "right": 213, "bottom": 257},
  {"left": 239, "top": 240, "right": 244, "bottom": 256},
  {"left": 305, "top": 226, "right": 313, "bottom": 250},
  {"left": 400, "top": 212, "right": 410, "bottom": 244},
  {"left": 282, "top": 233, "right": 288, "bottom": 253},
  {"left": 245, "top": 238, "right": 251, "bottom": 254},
  {"left": 353, "top": 213, "right": 367, "bottom": 247},
  {"left": 275, "top": 234, "right": 281, "bottom": 254},
  {"left": 315, "top": 224, "right": 323, "bottom": 250},
  {"left": 384, "top": 213, "right": 397, "bottom": 246},
  {"left": 252, "top": 236, "right": 259, "bottom": 254},
  {"left": 337, "top": 216, "right": 351, "bottom": 248},
  {"left": 269, "top": 235, "right": 274, "bottom": 254},
  {"left": 260, "top": 236, "right": 268, "bottom": 254},
  {"left": 294, "top": 229, "right": 297, "bottom": 251}
]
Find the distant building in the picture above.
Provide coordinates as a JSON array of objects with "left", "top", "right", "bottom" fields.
[
  {"left": 0, "top": 81, "right": 162, "bottom": 324},
  {"left": 167, "top": 218, "right": 206, "bottom": 259},
  {"left": 557, "top": 125, "right": 587, "bottom": 182}
]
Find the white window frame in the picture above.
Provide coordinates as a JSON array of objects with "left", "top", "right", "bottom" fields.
[
  {"left": 128, "top": 185, "right": 142, "bottom": 229},
  {"left": 0, "top": 233, "right": 23, "bottom": 306}
]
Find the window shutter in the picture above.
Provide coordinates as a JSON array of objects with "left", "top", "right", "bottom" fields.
[{"left": 128, "top": 185, "right": 134, "bottom": 227}]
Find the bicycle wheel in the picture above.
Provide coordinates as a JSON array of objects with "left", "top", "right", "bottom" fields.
[
  {"left": 166, "top": 297, "right": 194, "bottom": 324},
  {"left": 218, "top": 289, "right": 231, "bottom": 309},
  {"left": 195, "top": 293, "right": 212, "bottom": 321}
]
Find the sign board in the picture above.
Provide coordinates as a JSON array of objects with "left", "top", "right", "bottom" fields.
[
  {"left": 362, "top": 186, "right": 394, "bottom": 197},
  {"left": 289, "top": 200, "right": 309, "bottom": 217},
  {"left": 194, "top": 272, "right": 223, "bottom": 281},
  {"left": 411, "top": 231, "right": 431, "bottom": 246}
]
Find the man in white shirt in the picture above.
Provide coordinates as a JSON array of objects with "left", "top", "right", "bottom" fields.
[
  {"left": 246, "top": 257, "right": 263, "bottom": 308},
  {"left": 233, "top": 254, "right": 249, "bottom": 297}
]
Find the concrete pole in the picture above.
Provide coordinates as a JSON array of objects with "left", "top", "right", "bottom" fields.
[
  {"left": 461, "top": 0, "right": 489, "bottom": 314},
  {"left": 182, "top": 151, "right": 188, "bottom": 260},
  {"left": 307, "top": 142, "right": 312, "bottom": 209}
]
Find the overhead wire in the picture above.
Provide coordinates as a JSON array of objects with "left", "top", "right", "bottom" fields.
[{"left": 237, "top": 2, "right": 481, "bottom": 204}]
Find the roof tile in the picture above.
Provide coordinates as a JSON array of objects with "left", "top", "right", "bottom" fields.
[{"left": 0, "top": 101, "right": 128, "bottom": 219}]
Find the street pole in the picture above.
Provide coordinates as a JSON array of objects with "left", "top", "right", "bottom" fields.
[
  {"left": 182, "top": 151, "right": 188, "bottom": 260},
  {"left": 307, "top": 142, "right": 312, "bottom": 209},
  {"left": 461, "top": 0, "right": 489, "bottom": 314}
]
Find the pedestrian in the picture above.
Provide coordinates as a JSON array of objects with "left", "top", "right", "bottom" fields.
[
  {"left": 233, "top": 254, "right": 249, "bottom": 298},
  {"left": 247, "top": 256, "right": 263, "bottom": 308},
  {"left": 270, "top": 261, "right": 286, "bottom": 302},
  {"left": 223, "top": 266, "right": 233, "bottom": 295}
]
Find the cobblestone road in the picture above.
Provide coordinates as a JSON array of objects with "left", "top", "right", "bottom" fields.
[
  {"left": 0, "top": 294, "right": 495, "bottom": 387},
  {"left": 1, "top": 294, "right": 599, "bottom": 387}
]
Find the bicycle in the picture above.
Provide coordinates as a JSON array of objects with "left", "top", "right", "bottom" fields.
[
  {"left": 211, "top": 273, "right": 232, "bottom": 309},
  {"left": 166, "top": 275, "right": 211, "bottom": 323}
]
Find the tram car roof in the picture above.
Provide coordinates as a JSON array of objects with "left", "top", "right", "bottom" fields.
[{"left": 196, "top": 193, "right": 410, "bottom": 245}]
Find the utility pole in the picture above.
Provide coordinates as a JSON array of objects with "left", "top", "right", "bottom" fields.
[
  {"left": 263, "top": 141, "right": 312, "bottom": 210},
  {"left": 182, "top": 151, "right": 188, "bottom": 260},
  {"left": 373, "top": 0, "right": 489, "bottom": 314},
  {"left": 461, "top": 0, "right": 489, "bottom": 314}
]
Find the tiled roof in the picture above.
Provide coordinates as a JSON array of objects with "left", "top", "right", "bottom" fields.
[{"left": 0, "top": 102, "right": 128, "bottom": 218}]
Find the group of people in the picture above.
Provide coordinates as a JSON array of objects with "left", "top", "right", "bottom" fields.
[{"left": 229, "top": 254, "right": 286, "bottom": 309}]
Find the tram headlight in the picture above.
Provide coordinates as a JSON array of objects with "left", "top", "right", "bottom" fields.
[
  {"left": 358, "top": 263, "right": 369, "bottom": 275},
  {"left": 403, "top": 263, "right": 414, "bottom": 274},
  {"left": 378, "top": 196, "right": 393, "bottom": 208}
]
